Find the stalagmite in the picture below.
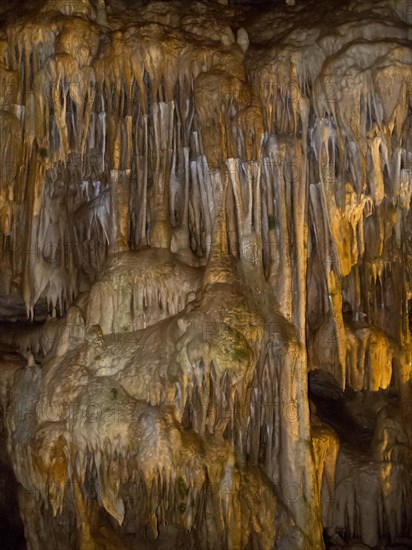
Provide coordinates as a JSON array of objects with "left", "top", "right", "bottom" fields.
[{"left": 0, "top": 0, "right": 411, "bottom": 548}]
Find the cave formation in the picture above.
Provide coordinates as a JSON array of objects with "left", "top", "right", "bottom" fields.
[{"left": 0, "top": 0, "right": 411, "bottom": 548}]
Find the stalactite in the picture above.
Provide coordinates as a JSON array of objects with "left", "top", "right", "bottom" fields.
[{"left": 0, "top": 0, "right": 411, "bottom": 548}]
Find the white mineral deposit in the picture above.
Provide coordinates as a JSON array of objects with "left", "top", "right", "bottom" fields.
[{"left": 0, "top": 0, "right": 410, "bottom": 549}]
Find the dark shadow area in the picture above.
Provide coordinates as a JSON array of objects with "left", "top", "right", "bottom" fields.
[
  {"left": 0, "top": 430, "right": 26, "bottom": 550},
  {"left": 308, "top": 368, "right": 399, "bottom": 452}
]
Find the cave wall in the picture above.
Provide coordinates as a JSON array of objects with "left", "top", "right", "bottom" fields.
[{"left": 0, "top": 0, "right": 411, "bottom": 548}]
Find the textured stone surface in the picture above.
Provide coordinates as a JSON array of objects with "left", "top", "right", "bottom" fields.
[{"left": 0, "top": 0, "right": 411, "bottom": 548}]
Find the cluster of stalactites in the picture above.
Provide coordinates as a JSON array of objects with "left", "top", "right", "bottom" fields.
[{"left": 0, "top": 1, "right": 410, "bottom": 346}]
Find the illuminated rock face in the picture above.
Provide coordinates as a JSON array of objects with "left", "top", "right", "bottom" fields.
[{"left": 0, "top": 0, "right": 411, "bottom": 548}]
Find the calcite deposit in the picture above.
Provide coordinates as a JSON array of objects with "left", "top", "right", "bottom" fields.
[{"left": 0, "top": 0, "right": 411, "bottom": 548}]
